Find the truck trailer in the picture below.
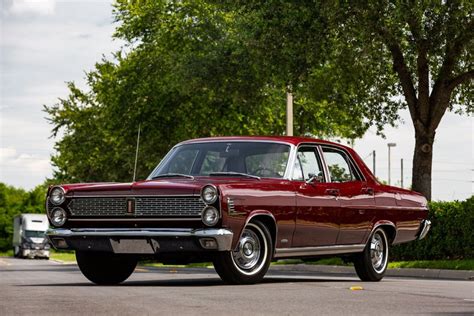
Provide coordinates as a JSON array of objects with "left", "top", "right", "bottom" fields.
[{"left": 13, "top": 214, "right": 50, "bottom": 259}]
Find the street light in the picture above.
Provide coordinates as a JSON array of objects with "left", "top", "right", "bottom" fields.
[{"left": 387, "top": 142, "right": 397, "bottom": 185}]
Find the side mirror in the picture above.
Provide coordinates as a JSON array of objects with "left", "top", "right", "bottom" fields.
[{"left": 305, "top": 173, "right": 323, "bottom": 184}]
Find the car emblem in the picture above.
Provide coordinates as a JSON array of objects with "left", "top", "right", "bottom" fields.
[{"left": 126, "top": 198, "right": 135, "bottom": 215}]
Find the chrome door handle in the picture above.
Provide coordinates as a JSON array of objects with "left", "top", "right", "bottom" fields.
[
  {"left": 325, "top": 188, "right": 339, "bottom": 196},
  {"left": 361, "top": 187, "right": 374, "bottom": 195}
]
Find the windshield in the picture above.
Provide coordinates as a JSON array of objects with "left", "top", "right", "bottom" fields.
[
  {"left": 149, "top": 142, "right": 291, "bottom": 179},
  {"left": 25, "top": 230, "right": 45, "bottom": 238}
]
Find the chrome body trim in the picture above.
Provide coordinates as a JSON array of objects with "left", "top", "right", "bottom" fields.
[
  {"left": 67, "top": 218, "right": 202, "bottom": 222},
  {"left": 47, "top": 227, "right": 234, "bottom": 251},
  {"left": 70, "top": 194, "right": 198, "bottom": 198},
  {"left": 274, "top": 244, "right": 365, "bottom": 258},
  {"left": 418, "top": 219, "right": 431, "bottom": 240},
  {"left": 244, "top": 212, "right": 278, "bottom": 246}
]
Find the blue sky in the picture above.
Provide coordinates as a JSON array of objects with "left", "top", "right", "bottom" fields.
[{"left": 0, "top": 0, "right": 472, "bottom": 201}]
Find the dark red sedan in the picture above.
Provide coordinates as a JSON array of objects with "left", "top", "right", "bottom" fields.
[{"left": 46, "top": 136, "right": 431, "bottom": 284}]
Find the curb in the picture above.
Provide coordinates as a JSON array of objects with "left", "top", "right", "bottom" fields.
[{"left": 269, "top": 264, "right": 474, "bottom": 281}]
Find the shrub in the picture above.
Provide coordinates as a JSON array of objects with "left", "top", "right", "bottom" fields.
[{"left": 391, "top": 196, "right": 474, "bottom": 260}]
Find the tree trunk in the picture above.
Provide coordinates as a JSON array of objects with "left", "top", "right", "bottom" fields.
[{"left": 411, "top": 128, "right": 435, "bottom": 200}]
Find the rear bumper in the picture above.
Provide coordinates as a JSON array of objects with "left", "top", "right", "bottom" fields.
[
  {"left": 46, "top": 228, "right": 233, "bottom": 254},
  {"left": 417, "top": 219, "right": 431, "bottom": 240}
]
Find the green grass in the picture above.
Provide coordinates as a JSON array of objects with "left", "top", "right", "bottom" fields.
[
  {"left": 0, "top": 250, "right": 13, "bottom": 257},
  {"left": 388, "top": 259, "right": 474, "bottom": 270},
  {"left": 3, "top": 249, "right": 472, "bottom": 270},
  {"left": 276, "top": 257, "right": 474, "bottom": 270},
  {"left": 142, "top": 262, "right": 213, "bottom": 268},
  {"left": 50, "top": 251, "right": 76, "bottom": 262}
]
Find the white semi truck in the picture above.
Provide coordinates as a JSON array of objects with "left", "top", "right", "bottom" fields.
[{"left": 13, "top": 214, "right": 50, "bottom": 259}]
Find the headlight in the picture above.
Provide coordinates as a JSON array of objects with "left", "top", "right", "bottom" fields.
[
  {"left": 50, "top": 187, "right": 66, "bottom": 205},
  {"left": 202, "top": 206, "right": 220, "bottom": 226},
  {"left": 51, "top": 207, "right": 67, "bottom": 227},
  {"left": 201, "top": 185, "right": 218, "bottom": 204}
]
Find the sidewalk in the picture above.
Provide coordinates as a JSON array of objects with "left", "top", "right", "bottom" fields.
[{"left": 269, "top": 264, "right": 474, "bottom": 281}]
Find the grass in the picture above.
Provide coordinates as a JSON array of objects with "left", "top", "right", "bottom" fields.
[
  {"left": 2, "top": 249, "right": 472, "bottom": 270},
  {"left": 388, "top": 259, "right": 474, "bottom": 270},
  {"left": 0, "top": 250, "right": 13, "bottom": 257},
  {"left": 50, "top": 251, "right": 76, "bottom": 262},
  {"left": 277, "top": 257, "right": 474, "bottom": 271}
]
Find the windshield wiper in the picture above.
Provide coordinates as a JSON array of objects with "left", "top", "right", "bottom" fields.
[
  {"left": 209, "top": 172, "right": 261, "bottom": 180},
  {"left": 151, "top": 173, "right": 195, "bottom": 180}
]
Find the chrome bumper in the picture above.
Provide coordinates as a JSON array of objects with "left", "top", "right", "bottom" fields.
[
  {"left": 47, "top": 228, "right": 234, "bottom": 253},
  {"left": 418, "top": 220, "right": 431, "bottom": 240}
]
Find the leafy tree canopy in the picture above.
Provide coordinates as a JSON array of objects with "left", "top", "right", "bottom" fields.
[
  {"left": 0, "top": 183, "right": 47, "bottom": 251},
  {"left": 213, "top": 0, "right": 472, "bottom": 199},
  {"left": 45, "top": 0, "right": 377, "bottom": 183}
]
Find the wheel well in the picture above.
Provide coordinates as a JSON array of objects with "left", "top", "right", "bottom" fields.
[
  {"left": 378, "top": 225, "right": 396, "bottom": 245},
  {"left": 249, "top": 215, "right": 276, "bottom": 249}
]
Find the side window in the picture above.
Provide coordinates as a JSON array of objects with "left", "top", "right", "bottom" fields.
[
  {"left": 293, "top": 147, "right": 324, "bottom": 181},
  {"left": 322, "top": 148, "right": 360, "bottom": 182}
]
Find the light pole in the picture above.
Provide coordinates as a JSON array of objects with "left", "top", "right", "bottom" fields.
[
  {"left": 372, "top": 150, "right": 376, "bottom": 176},
  {"left": 286, "top": 90, "right": 293, "bottom": 136},
  {"left": 400, "top": 158, "right": 404, "bottom": 188},
  {"left": 387, "top": 143, "right": 397, "bottom": 185}
]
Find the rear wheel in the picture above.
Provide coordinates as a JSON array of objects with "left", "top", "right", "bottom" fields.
[
  {"left": 213, "top": 220, "right": 272, "bottom": 284},
  {"left": 354, "top": 228, "right": 389, "bottom": 281},
  {"left": 76, "top": 251, "right": 137, "bottom": 285}
]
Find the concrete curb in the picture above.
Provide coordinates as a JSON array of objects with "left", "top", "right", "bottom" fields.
[{"left": 269, "top": 264, "right": 474, "bottom": 281}]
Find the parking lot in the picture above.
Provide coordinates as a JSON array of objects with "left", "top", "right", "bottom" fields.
[{"left": 1, "top": 257, "right": 473, "bottom": 315}]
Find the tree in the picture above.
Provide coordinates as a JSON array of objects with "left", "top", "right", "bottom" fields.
[
  {"left": 217, "top": 0, "right": 473, "bottom": 199},
  {"left": 45, "top": 0, "right": 374, "bottom": 183},
  {"left": 0, "top": 183, "right": 47, "bottom": 251},
  {"left": 338, "top": 1, "right": 473, "bottom": 200}
]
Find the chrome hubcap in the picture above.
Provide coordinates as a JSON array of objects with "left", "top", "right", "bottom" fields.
[
  {"left": 370, "top": 232, "right": 387, "bottom": 273},
  {"left": 232, "top": 228, "right": 261, "bottom": 271}
]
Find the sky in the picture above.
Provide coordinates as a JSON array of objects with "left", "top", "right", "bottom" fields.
[{"left": 0, "top": 0, "right": 473, "bottom": 201}]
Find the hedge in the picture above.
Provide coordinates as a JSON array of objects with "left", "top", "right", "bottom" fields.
[{"left": 391, "top": 196, "right": 474, "bottom": 261}]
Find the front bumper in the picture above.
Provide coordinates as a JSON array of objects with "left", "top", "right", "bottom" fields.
[
  {"left": 47, "top": 228, "right": 233, "bottom": 254},
  {"left": 21, "top": 249, "right": 50, "bottom": 258},
  {"left": 417, "top": 219, "right": 431, "bottom": 240}
]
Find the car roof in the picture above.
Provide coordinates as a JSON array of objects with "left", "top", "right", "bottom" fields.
[{"left": 178, "top": 136, "right": 351, "bottom": 149}]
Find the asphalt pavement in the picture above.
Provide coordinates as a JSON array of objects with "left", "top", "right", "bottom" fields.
[{"left": 1, "top": 257, "right": 473, "bottom": 315}]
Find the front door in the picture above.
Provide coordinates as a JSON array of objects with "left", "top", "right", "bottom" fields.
[
  {"left": 321, "top": 146, "right": 376, "bottom": 245},
  {"left": 292, "top": 146, "right": 340, "bottom": 247}
]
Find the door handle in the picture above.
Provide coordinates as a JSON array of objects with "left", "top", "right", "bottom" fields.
[
  {"left": 325, "top": 188, "right": 340, "bottom": 196},
  {"left": 361, "top": 187, "right": 374, "bottom": 195}
]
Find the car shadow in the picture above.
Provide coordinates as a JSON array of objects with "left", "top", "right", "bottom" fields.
[{"left": 16, "top": 275, "right": 355, "bottom": 287}]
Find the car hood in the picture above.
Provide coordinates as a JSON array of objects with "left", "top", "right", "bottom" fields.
[{"left": 59, "top": 177, "right": 263, "bottom": 197}]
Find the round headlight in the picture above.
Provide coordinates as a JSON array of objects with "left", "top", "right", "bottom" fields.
[
  {"left": 50, "top": 187, "right": 65, "bottom": 205},
  {"left": 201, "top": 185, "right": 218, "bottom": 204},
  {"left": 202, "top": 206, "right": 219, "bottom": 226},
  {"left": 51, "top": 207, "right": 67, "bottom": 227}
]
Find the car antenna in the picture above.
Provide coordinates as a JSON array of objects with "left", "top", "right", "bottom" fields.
[{"left": 133, "top": 124, "right": 141, "bottom": 182}]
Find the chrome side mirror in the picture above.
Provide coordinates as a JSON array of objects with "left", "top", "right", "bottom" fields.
[{"left": 305, "top": 173, "right": 323, "bottom": 184}]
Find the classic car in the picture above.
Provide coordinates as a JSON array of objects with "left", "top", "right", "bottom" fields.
[{"left": 46, "top": 136, "right": 431, "bottom": 285}]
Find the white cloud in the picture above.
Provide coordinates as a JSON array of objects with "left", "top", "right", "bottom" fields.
[
  {"left": 0, "top": 147, "right": 52, "bottom": 189},
  {"left": 4, "top": 0, "right": 56, "bottom": 15}
]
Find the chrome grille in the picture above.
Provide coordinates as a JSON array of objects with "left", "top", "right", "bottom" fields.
[{"left": 68, "top": 196, "right": 205, "bottom": 217}]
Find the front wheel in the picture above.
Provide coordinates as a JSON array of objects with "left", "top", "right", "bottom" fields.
[
  {"left": 76, "top": 251, "right": 137, "bottom": 285},
  {"left": 213, "top": 220, "right": 272, "bottom": 285},
  {"left": 354, "top": 228, "right": 389, "bottom": 281}
]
